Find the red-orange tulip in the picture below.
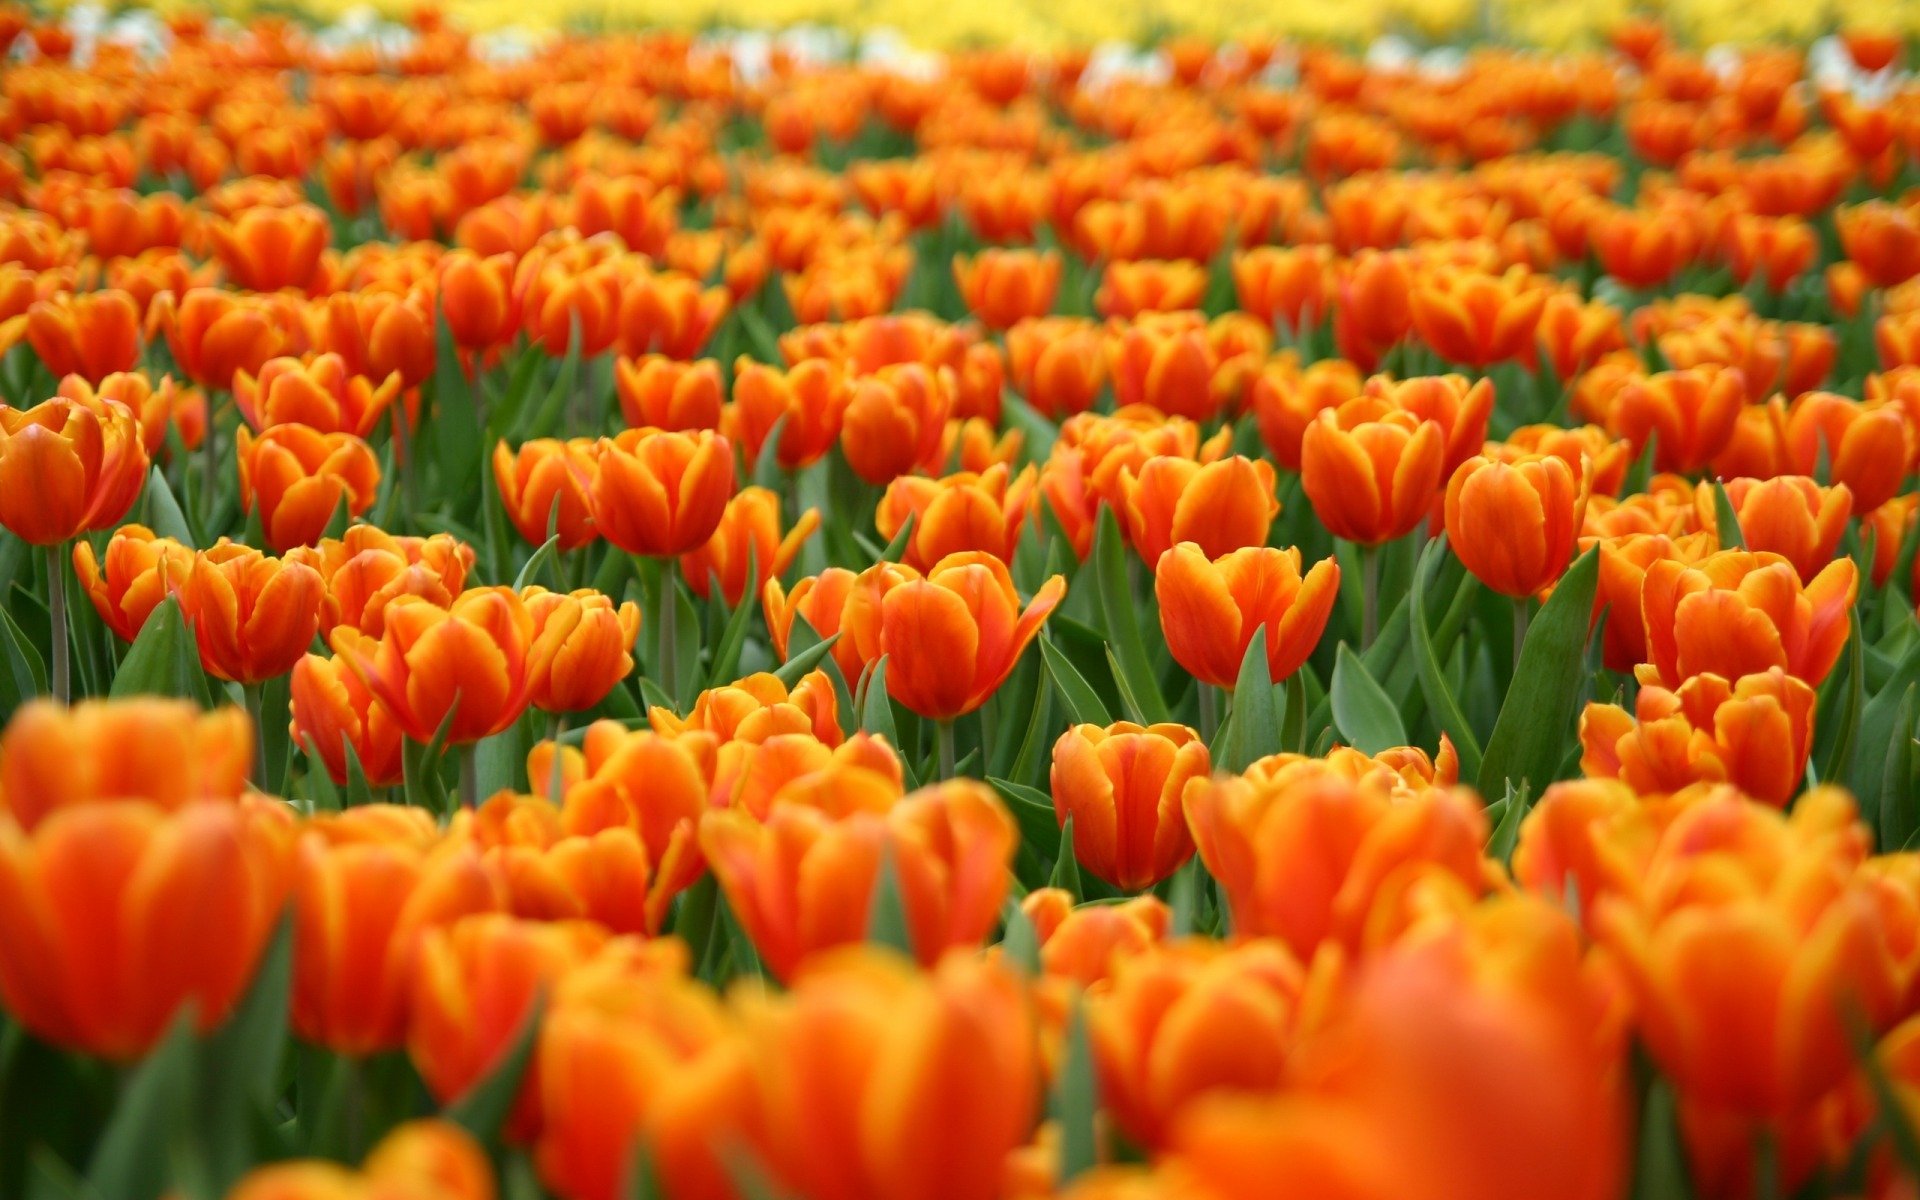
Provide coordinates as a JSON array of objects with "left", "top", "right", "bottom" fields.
[
  {"left": 1300, "top": 399, "right": 1445, "bottom": 547},
  {"left": 208, "top": 203, "right": 331, "bottom": 293},
  {"left": 1006, "top": 316, "right": 1107, "bottom": 419},
  {"left": 875, "top": 463, "right": 1038, "bottom": 571},
  {"left": 1603, "top": 366, "right": 1746, "bottom": 475},
  {"left": 614, "top": 355, "right": 724, "bottom": 433},
  {"left": 24, "top": 289, "right": 140, "bottom": 382},
  {"left": 523, "top": 586, "right": 641, "bottom": 714},
  {"left": 730, "top": 357, "right": 851, "bottom": 472},
  {"left": 1118, "top": 454, "right": 1278, "bottom": 568},
  {"left": 0, "top": 396, "right": 148, "bottom": 545},
  {"left": 953, "top": 248, "right": 1061, "bottom": 330},
  {"left": 680, "top": 485, "right": 820, "bottom": 608},
  {"left": 1155, "top": 542, "right": 1340, "bottom": 688},
  {"left": 1051, "top": 721, "right": 1210, "bottom": 891},
  {"left": 1248, "top": 358, "right": 1363, "bottom": 471},
  {"left": 285, "top": 526, "right": 474, "bottom": 637},
  {"left": 494, "top": 437, "right": 599, "bottom": 551},
  {"left": 233, "top": 352, "right": 399, "bottom": 438},
  {"left": 1579, "top": 668, "right": 1815, "bottom": 807},
  {"left": 878, "top": 551, "right": 1065, "bottom": 720},
  {"left": 1443, "top": 453, "right": 1587, "bottom": 598},
  {"left": 236, "top": 423, "right": 381, "bottom": 552},
  {"left": 332, "top": 588, "right": 541, "bottom": 745},
  {"left": 1838, "top": 201, "right": 1920, "bottom": 288},
  {"left": 1780, "top": 391, "right": 1914, "bottom": 515},
  {"left": 0, "top": 698, "right": 251, "bottom": 831},
  {"left": 1704, "top": 476, "right": 1852, "bottom": 585},
  {"left": 153, "top": 287, "right": 287, "bottom": 392},
  {"left": 1639, "top": 550, "right": 1857, "bottom": 687},
  {"left": 289, "top": 651, "right": 405, "bottom": 788},
  {"left": 589, "top": 427, "right": 736, "bottom": 558},
  {"left": 1408, "top": 266, "right": 1547, "bottom": 368},
  {"left": 178, "top": 543, "right": 326, "bottom": 685},
  {"left": 839, "top": 362, "right": 955, "bottom": 485},
  {"left": 71, "top": 522, "right": 193, "bottom": 642}
]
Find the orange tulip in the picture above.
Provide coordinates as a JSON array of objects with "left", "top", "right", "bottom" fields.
[
  {"left": 1724, "top": 213, "right": 1817, "bottom": 293},
  {"left": 1118, "top": 454, "right": 1278, "bottom": 568},
  {"left": 24, "top": 289, "right": 140, "bottom": 382},
  {"left": 875, "top": 463, "right": 1038, "bottom": 571},
  {"left": 1363, "top": 374, "right": 1495, "bottom": 476},
  {"left": 230, "top": 1121, "right": 496, "bottom": 1200},
  {"left": 1332, "top": 250, "right": 1414, "bottom": 372},
  {"left": 1589, "top": 531, "right": 1717, "bottom": 674},
  {"left": 0, "top": 396, "right": 147, "bottom": 545},
  {"left": 1105, "top": 315, "right": 1232, "bottom": 422},
  {"left": 839, "top": 362, "right": 955, "bottom": 485},
  {"left": 233, "top": 352, "right": 400, "bottom": 437},
  {"left": 235, "top": 424, "right": 380, "bottom": 552},
  {"left": 0, "top": 698, "right": 250, "bottom": 831},
  {"left": 1603, "top": 366, "right": 1746, "bottom": 475},
  {"left": 523, "top": 586, "right": 642, "bottom": 713},
  {"left": 71, "top": 522, "right": 194, "bottom": 642},
  {"left": 650, "top": 671, "right": 843, "bottom": 749},
  {"left": 878, "top": 552, "right": 1065, "bottom": 720},
  {"left": 0, "top": 796, "right": 294, "bottom": 1061},
  {"left": 1535, "top": 292, "right": 1628, "bottom": 381},
  {"left": 177, "top": 543, "right": 325, "bottom": 685},
  {"left": 439, "top": 248, "right": 520, "bottom": 354},
  {"left": 763, "top": 561, "right": 918, "bottom": 688},
  {"left": 1006, "top": 316, "right": 1107, "bottom": 419},
  {"left": 1051, "top": 721, "right": 1210, "bottom": 891},
  {"left": 285, "top": 526, "right": 474, "bottom": 637},
  {"left": 615, "top": 270, "right": 729, "bottom": 360},
  {"left": 494, "top": 437, "right": 599, "bottom": 551},
  {"left": 1300, "top": 398, "right": 1445, "bottom": 547},
  {"left": 332, "top": 588, "right": 542, "bottom": 745},
  {"left": 208, "top": 203, "right": 331, "bottom": 293},
  {"left": 1155, "top": 542, "right": 1339, "bottom": 689},
  {"left": 289, "top": 651, "right": 405, "bottom": 788},
  {"left": 1500, "top": 423, "right": 1631, "bottom": 496},
  {"left": 1590, "top": 203, "right": 1698, "bottom": 288},
  {"left": 1408, "top": 266, "right": 1547, "bottom": 368},
  {"left": 153, "top": 287, "right": 286, "bottom": 391},
  {"left": 614, "top": 355, "right": 725, "bottom": 432},
  {"left": 1702, "top": 476, "right": 1852, "bottom": 585},
  {"left": 521, "top": 258, "right": 623, "bottom": 358},
  {"left": 1837, "top": 201, "right": 1920, "bottom": 288},
  {"left": 953, "top": 248, "right": 1061, "bottom": 330},
  {"left": 589, "top": 427, "right": 736, "bottom": 558},
  {"left": 1233, "top": 245, "right": 1333, "bottom": 335},
  {"left": 293, "top": 807, "right": 504, "bottom": 1055},
  {"left": 1639, "top": 550, "right": 1857, "bottom": 687},
  {"left": 1024, "top": 889, "right": 1170, "bottom": 987},
  {"left": 1095, "top": 259, "right": 1208, "bottom": 319},
  {"left": 1443, "top": 453, "right": 1587, "bottom": 598},
  {"left": 730, "top": 357, "right": 851, "bottom": 472},
  {"left": 1248, "top": 358, "right": 1363, "bottom": 471},
  {"left": 55, "top": 371, "right": 179, "bottom": 457},
  {"left": 1579, "top": 668, "right": 1815, "bottom": 807},
  {"left": 1780, "top": 391, "right": 1914, "bottom": 515},
  {"left": 324, "top": 289, "right": 435, "bottom": 391},
  {"left": 680, "top": 485, "right": 820, "bottom": 608}
]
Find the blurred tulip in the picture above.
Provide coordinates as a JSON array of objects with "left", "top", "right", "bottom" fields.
[
  {"left": 439, "top": 249, "right": 520, "bottom": 354},
  {"left": 1838, "top": 201, "right": 1920, "bottom": 288},
  {"left": 839, "top": 362, "right": 954, "bottom": 484},
  {"left": 1024, "top": 889, "right": 1170, "bottom": 986},
  {"left": 875, "top": 463, "right": 1037, "bottom": 571},
  {"left": 229, "top": 1121, "right": 496, "bottom": 1200},
  {"left": 153, "top": 287, "right": 286, "bottom": 392},
  {"left": 1155, "top": 543, "right": 1339, "bottom": 689},
  {"left": 589, "top": 427, "right": 736, "bottom": 558},
  {"left": 953, "top": 248, "right": 1061, "bottom": 329},
  {"left": 1051, "top": 722, "right": 1210, "bottom": 891},
  {"left": 0, "top": 698, "right": 250, "bottom": 830},
  {"left": 681, "top": 485, "right": 820, "bottom": 609},
  {"left": 1233, "top": 245, "right": 1333, "bottom": 335},
  {"left": 1589, "top": 532, "right": 1717, "bottom": 674},
  {"left": 879, "top": 552, "right": 1065, "bottom": 720},
  {"left": 208, "top": 203, "right": 330, "bottom": 292},
  {"left": 1703, "top": 476, "right": 1851, "bottom": 585},
  {"left": 1603, "top": 366, "right": 1745, "bottom": 475},
  {"left": 324, "top": 289, "right": 435, "bottom": 391},
  {"left": 614, "top": 355, "right": 724, "bottom": 432},
  {"left": 285, "top": 527, "right": 475, "bottom": 637},
  {"left": 289, "top": 651, "right": 405, "bottom": 788},
  {"left": 1408, "top": 266, "right": 1546, "bottom": 368},
  {"left": 730, "top": 357, "right": 851, "bottom": 472},
  {"left": 1007, "top": 317, "right": 1106, "bottom": 419},
  {"left": 1248, "top": 358, "right": 1362, "bottom": 471},
  {"left": 1780, "top": 391, "right": 1913, "bottom": 515},
  {"left": 25, "top": 289, "right": 139, "bottom": 382}
]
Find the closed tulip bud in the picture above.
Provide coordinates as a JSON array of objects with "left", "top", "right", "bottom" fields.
[
  {"left": 0, "top": 797, "right": 293, "bottom": 1060},
  {"left": 1362, "top": 374, "right": 1495, "bottom": 476},
  {"left": 1091, "top": 940, "right": 1304, "bottom": 1149},
  {"left": 730, "top": 357, "right": 851, "bottom": 472},
  {"left": 880, "top": 552, "right": 1065, "bottom": 720},
  {"left": 1233, "top": 245, "right": 1333, "bottom": 335},
  {"left": 944, "top": 416, "right": 1021, "bottom": 475},
  {"left": 1025, "top": 890, "right": 1170, "bottom": 986},
  {"left": 1580, "top": 668, "right": 1815, "bottom": 807},
  {"left": 1155, "top": 543, "right": 1339, "bottom": 689},
  {"left": 209, "top": 203, "right": 330, "bottom": 292},
  {"left": 523, "top": 587, "right": 641, "bottom": 714},
  {"left": 1119, "top": 454, "right": 1278, "bottom": 569},
  {"left": 616, "top": 270, "right": 729, "bottom": 361},
  {"left": 1838, "top": 200, "right": 1920, "bottom": 288},
  {"left": 289, "top": 651, "right": 405, "bottom": 787},
  {"left": 0, "top": 698, "right": 251, "bottom": 830},
  {"left": 840, "top": 362, "right": 955, "bottom": 485},
  {"left": 1051, "top": 722, "right": 1210, "bottom": 891},
  {"left": 1639, "top": 550, "right": 1857, "bottom": 687},
  {"left": 71, "top": 522, "right": 193, "bottom": 642},
  {"left": 1105, "top": 316, "right": 1229, "bottom": 421},
  {"left": 285, "top": 526, "right": 475, "bottom": 637},
  {"left": 1301, "top": 399, "right": 1446, "bottom": 547},
  {"left": 333, "top": 588, "right": 541, "bottom": 745},
  {"left": 410, "top": 914, "right": 614, "bottom": 1141},
  {"left": 1781, "top": 391, "right": 1914, "bottom": 515},
  {"left": 1443, "top": 454, "right": 1587, "bottom": 598},
  {"left": 178, "top": 544, "right": 325, "bottom": 685},
  {"left": 1591, "top": 203, "right": 1698, "bottom": 289},
  {"left": 1590, "top": 532, "right": 1717, "bottom": 674},
  {"left": 875, "top": 463, "right": 1038, "bottom": 571},
  {"left": 737, "top": 948, "right": 1039, "bottom": 1200},
  {"left": 439, "top": 249, "right": 520, "bottom": 354},
  {"left": 1701, "top": 476, "right": 1852, "bottom": 585},
  {"left": 521, "top": 260, "right": 623, "bottom": 358},
  {"left": 614, "top": 355, "right": 724, "bottom": 433},
  {"left": 1408, "top": 265, "right": 1547, "bottom": 368},
  {"left": 0, "top": 396, "right": 148, "bottom": 545},
  {"left": 293, "top": 808, "right": 505, "bottom": 1055},
  {"left": 1863, "top": 494, "right": 1919, "bottom": 588},
  {"left": 154, "top": 287, "right": 286, "bottom": 392},
  {"left": 233, "top": 352, "right": 399, "bottom": 438},
  {"left": 1248, "top": 357, "right": 1363, "bottom": 471},
  {"left": 231, "top": 1121, "right": 496, "bottom": 1200},
  {"left": 236, "top": 423, "right": 381, "bottom": 552},
  {"left": 953, "top": 248, "right": 1061, "bottom": 330},
  {"left": 1604, "top": 366, "right": 1746, "bottom": 475},
  {"left": 494, "top": 438, "right": 598, "bottom": 551},
  {"left": 1007, "top": 316, "right": 1106, "bottom": 419},
  {"left": 680, "top": 486, "right": 820, "bottom": 609},
  {"left": 589, "top": 427, "right": 735, "bottom": 558},
  {"left": 24, "top": 289, "right": 139, "bottom": 382}
]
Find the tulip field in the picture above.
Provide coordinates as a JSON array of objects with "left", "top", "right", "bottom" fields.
[{"left": 14, "top": 5, "right": 1920, "bottom": 1199}]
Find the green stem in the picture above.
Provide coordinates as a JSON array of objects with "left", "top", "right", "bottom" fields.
[
  {"left": 1198, "top": 683, "right": 1219, "bottom": 743},
  {"left": 936, "top": 719, "right": 957, "bottom": 780},
  {"left": 1513, "top": 597, "right": 1531, "bottom": 671},
  {"left": 457, "top": 741, "right": 479, "bottom": 810},
  {"left": 242, "top": 682, "right": 267, "bottom": 791},
  {"left": 1361, "top": 543, "right": 1382, "bottom": 652},
  {"left": 545, "top": 712, "right": 567, "bottom": 800},
  {"left": 658, "top": 565, "right": 679, "bottom": 698},
  {"left": 45, "top": 543, "right": 68, "bottom": 704},
  {"left": 391, "top": 403, "right": 419, "bottom": 523}
]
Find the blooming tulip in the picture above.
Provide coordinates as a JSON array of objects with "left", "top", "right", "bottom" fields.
[
  {"left": 332, "top": 588, "right": 541, "bottom": 746},
  {"left": 236, "top": 423, "right": 381, "bottom": 552},
  {"left": 1579, "top": 669, "right": 1815, "bottom": 807},
  {"left": 879, "top": 552, "right": 1065, "bottom": 720},
  {"left": 523, "top": 587, "right": 642, "bottom": 713},
  {"left": 589, "top": 427, "right": 736, "bottom": 558},
  {"left": 680, "top": 486, "right": 821, "bottom": 608},
  {"left": 1639, "top": 550, "right": 1857, "bottom": 687},
  {"left": 1443, "top": 453, "right": 1587, "bottom": 598},
  {"left": 1155, "top": 543, "right": 1339, "bottom": 689},
  {"left": 1051, "top": 722, "right": 1211, "bottom": 891}
]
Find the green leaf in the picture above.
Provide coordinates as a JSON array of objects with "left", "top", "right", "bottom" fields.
[
  {"left": 856, "top": 657, "right": 911, "bottom": 784},
  {"left": 750, "top": 414, "right": 788, "bottom": 491},
  {"left": 1820, "top": 610, "right": 1865, "bottom": 785},
  {"left": 87, "top": 1009, "right": 197, "bottom": 1200},
  {"left": 404, "top": 696, "right": 463, "bottom": 814},
  {"left": 1411, "top": 537, "right": 1483, "bottom": 779},
  {"left": 1049, "top": 815, "right": 1082, "bottom": 899},
  {"left": 1004, "top": 394, "right": 1059, "bottom": 462},
  {"left": 990, "top": 776, "right": 1063, "bottom": 863},
  {"left": 444, "top": 991, "right": 545, "bottom": 1141},
  {"left": 1052, "top": 999, "right": 1098, "bottom": 1185},
  {"left": 520, "top": 314, "right": 583, "bottom": 441},
  {"left": 1631, "top": 1077, "right": 1694, "bottom": 1200},
  {"left": 865, "top": 850, "right": 914, "bottom": 956},
  {"left": 193, "top": 916, "right": 292, "bottom": 1191},
  {"left": 489, "top": 347, "right": 546, "bottom": 439},
  {"left": 1091, "top": 506, "right": 1169, "bottom": 723},
  {"left": 1041, "top": 636, "right": 1110, "bottom": 726},
  {"left": 474, "top": 726, "right": 520, "bottom": 801},
  {"left": 1330, "top": 643, "right": 1408, "bottom": 754},
  {"left": 0, "top": 602, "right": 48, "bottom": 717},
  {"left": 431, "top": 305, "right": 483, "bottom": 499},
  {"left": 1851, "top": 636, "right": 1920, "bottom": 838},
  {"left": 1882, "top": 686, "right": 1919, "bottom": 852},
  {"left": 1006, "top": 674, "right": 1054, "bottom": 788},
  {"left": 1486, "top": 780, "right": 1531, "bottom": 866},
  {"left": 1215, "top": 628, "right": 1280, "bottom": 774},
  {"left": 109, "top": 596, "right": 210, "bottom": 705},
  {"left": 1710, "top": 480, "right": 1746, "bottom": 551},
  {"left": 512, "top": 535, "right": 561, "bottom": 591},
  {"left": 671, "top": 574, "right": 703, "bottom": 709},
  {"left": 773, "top": 631, "right": 841, "bottom": 688},
  {"left": 871, "top": 512, "right": 914, "bottom": 567},
  {"left": 141, "top": 468, "right": 196, "bottom": 546},
  {"left": 1000, "top": 899, "right": 1041, "bottom": 975},
  {"left": 1167, "top": 858, "right": 1199, "bottom": 937},
  {"left": 707, "top": 567, "right": 761, "bottom": 690},
  {"left": 1477, "top": 546, "right": 1599, "bottom": 798}
]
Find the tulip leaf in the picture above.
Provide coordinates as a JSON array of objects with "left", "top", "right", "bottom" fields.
[
  {"left": 193, "top": 915, "right": 292, "bottom": 1191},
  {"left": 750, "top": 414, "right": 788, "bottom": 492},
  {"left": 1052, "top": 999, "right": 1098, "bottom": 1184},
  {"left": 513, "top": 535, "right": 562, "bottom": 591},
  {"left": 1477, "top": 546, "right": 1599, "bottom": 798},
  {"left": 521, "top": 314, "right": 583, "bottom": 441},
  {"left": 1091, "top": 506, "right": 1170, "bottom": 723},
  {"left": 86, "top": 1007, "right": 197, "bottom": 1200},
  {"left": 1005, "top": 674, "right": 1055, "bottom": 788},
  {"left": 109, "top": 596, "right": 210, "bottom": 706},
  {"left": 999, "top": 899, "right": 1041, "bottom": 976},
  {"left": 1411, "top": 536, "right": 1484, "bottom": 779},
  {"left": 1818, "top": 610, "right": 1865, "bottom": 785},
  {"left": 773, "top": 631, "right": 841, "bottom": 690},
  {"left": 404, "top": 696, "right": 463, "bottom": 814},
  {"left": 675, "top": 876, "right": 723, "bottom": 982},
  {"left": 444, "top": 990, "right": 545, "bottom": 1142},
  {"left": 1631, "top": 1077, "right": 1693, "bottom": 1200},
  {"left": 1215, "top": 628, "right": 1281, "bottom": 774},
  {"left": 1880, "top": 685, "right": 1919, "bottom": 852},
  {"left": 299, "top": 737, "right": 341, "bottom": 811},
  {"left": 488, "top": 347, "right": 546, "bottom": 439},
  {"left": 623, "top": 1144, "right": 665, "bottom": 1200},
  {"left": 1486, "top": 779, "right": 1530, "bottom": 866},
  {"left": 1167, "top": 858, "right": 1200, "bottom": 937},
  {"left": 1049, "top": 815, "right": 1083, "bottom": 899},
  {"left": 1041, "top": 636, "right": 1111, "bottom": 727},
  {"left": 990, "top": 776, "right": 1064, "bottom": 863},
  {"left": 866, "top": 849, "right": 914, "bottom": 956},
  {"left": 1848, "top": 1004, "right": 1920, "bottom": 1181},
  {"left": 871, "top": 512, "right": 914, "bottom": 568},
  {"left": 1330, "top": 643, "right": 1408, "bottom": 754},
  {"left": 1709, "top": 480, "right": 1746, "bottom": 551},
  {"left": 708, "top": 547, "right": 760, "bottom": 689},
  {"left": 1849, "top": 636, "right": 1920, "bottom": 838},
  {"left": 856, "top": 657, "right": 915, "bottom": 786},
  {"left": 141, "top": 467, "right": 197, "bottom": 547},
  {"left": 432, "top": 305, "right": 483, "bottom": 499},
  {"left": 1003, "top": 394, "right": 1059, "bottom": 462},
  {"left": 474, "top": 727, "right": 520, "bottom": 801},
  {"left": 0, "top": 602, "right": 47, "bottom": 717},
  {"left": 29, "top": 1148, "right": 100, "bottom": 1200}
]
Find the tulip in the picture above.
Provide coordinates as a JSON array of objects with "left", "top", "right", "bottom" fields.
[
  {"left": 152, "top": 288, "right": 286, "bottom": 392},
  {"left": 208, "top": 203, "right": 331, "bottom": 293},
  {"left": 1501, "top": 423, "right": 1631, "bottom": 496},
  {"left": 523, "top": 587, "right": 642, "bottom": 714},
  {"left": 289, "top": 651, "right": 405, "bottom": 788},
  {"left": 651, "top": 671, "right": 842, "bottom": 748},
  {"left": 1051, "top": 722, "right": 1210, "bottom": 891},
  {"left": 1024, "top": 890, "right": 1170, "bottom": 986},
  {"left": 494, "top": 438, "right": 599, "bottom": 551},
  {"left": 953, "top": 248, "right": 1062, "bottom": 330},
  {"left": 764, "top": 561, "right": 919, "bottom": 689},
  {"left": 55, "top": 371, "right": 178, "bottom": 457},
  {"left": 552, "top": 725, "right": 716, "bottom": 919},
  {"left": 1408, "top": 266, "right": 1547, "bottom": 368},
  {"left": 1333, "top": 250, "right": 1414, "bottom": 371},
  {"left": 1837, "top": 201, "right": 1920, "bottom": 288},
  {"left": 879, "top": 552, "right": 1065, "bottom": 722},
  {"left": 1155, "top": 543, "right": 1340, "bottom": 689},
  {"left": 333, "top": 588, "right": 541, "bottom": 751},
  {"left": 1118, "top": 454, "right": 1279, "bottom": 568},
  {"left": 1535, "top": 292, "right": 1628, "bottom": 381},
  {"left": 680, "top": 486, "right": 821, "bottom": 609},
  {"left": 521, "top": 259, "right": 623, "bottom": 358},
  {"left": 0, "top": 797, "right": 294, "bottom": 1060},
  {"left": 232, "top": 352, "right": 399, "bottom": 438},
  {"left": 1362, "top": 374, "right": 1494, "bottom": 476},
  {"left": 589, "top": 427, "right": 736, "bottom": 558},
  {"left": 1443, "top": 454, "right": 1587, "bottom": 599},
  {"left": 1248, "top": 358, "right": 1362, "bottom": 471},
  {"left": 230, "top": 1121, "right": 496, "bottom": 1200},
  {"left": 1095, "top": 259, "right": 1208, "bottom": 319},
  {"left": 1300, "top": 398, "right": 1445, "bottom": 548},
  {"left": 1233, "top": 245, "right": 1333, "bottom": 335},
  {"left": 0, "top": 396, "right": 148, "bottom": 546},
  {"left": 1006, "top": 317, "right": 1106, "bottom": 419},
  {"left": 1590, "top": 203, "right": 1698, "bottom": 288},
  {"left": 1724, "top": 213, "right": 1817, "bottom": 293},
  {"left": 1780, "top": 391, "right": 1914, "bottom": 515},
  {"left": 874, "top": 463, "right": 1038, "bottom": 571},
  {"left": 285, "top": 526, "right": 475, "bottom": 637},
  {"left": 614, "top": 355, "right": 724, "bottom": 433},
  {"left": 1639, "top": 550, "right": 1857, "bottom": 687},
  {"left": 293, "top": 808, "right": 504, "bottom": 1055},
  {"left": 1589, "top": 532, "right": 1717, "bottom": 674},
  {"left": 24, "top": 289, "right": 140, "bottom": 382},
  {"left": 1579, "top": 668, "right": 1815, "bottom": 807},
  {"left": 324, "top": 289, "right": 435, "bottom": 391},
  {"left": 236, "top": 423, "right": 381, "bottom": 552},
  {"left": 1703, "top": 476, "right": 1852, "bottom": 585},
  {"left": 178, "top": 543, "right": 326, "bottom": 686},
  {"left": 1105, "top": 316, "right": 1230, "bottom": 421},
  {"left": 1603, "top": 366, "right": 1746, "bottom": 475},
  {"left": 71, "top": 522, "right": 194, "bottom": 642},
  {"left": 0, "top": 698, "right": 251, "bottom": 831},
  {"left": 615, "top": 270, "right": 729, "bottom": 361},
  {"left": 730, "top": 357, "right": 850, "bottom": 472},
  {"left": 439, "top": 249, "right": 520, "bottom": 355},
  {"left": 839, "top": 362, "right": 955, "bottom": 485}
]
